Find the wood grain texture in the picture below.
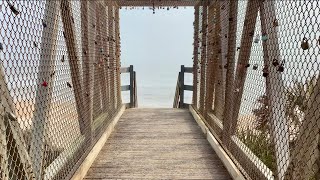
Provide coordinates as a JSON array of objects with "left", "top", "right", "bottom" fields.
[{"left": 85, "top": 108, "right": 231, "bottom": 179}]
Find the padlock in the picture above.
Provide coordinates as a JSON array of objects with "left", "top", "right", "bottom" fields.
[
  {"left": 261, "top": 34, "right": 268, "bottom": 41},
  {"left": 67, "top": 82, "right": 72, "bottom": 88},
  {"left": 61, "top": 55, "right": 65, "bottom": 62},
  {"left": 245, "top": 64, "right": 250, "bottom": 68},
  {"left": 301, "top": 37, "right": 309, "bottom": 50},
  {"left": 0, "top": 43, "right": 3, "bottom": 51},
  {"left": 277, "top": 64, "right": 284, "bottom": 72},
  {"left": 42, "top": 21, "right": 47, "bottom": 28},
  {"left": 273, "top": 19, "right": 279, "bottom": 27},
  {"left": 253, "top": 64, "right": 258, "bottom": 70},
  {"left": 263, "top": 67, "right": 269, "bottom": 77},
  {"left": 272, "top": 59, "right": 279, "bottom": 66},
  {"left": 42, "top": 79, "right": 48, "bottom": 87}
]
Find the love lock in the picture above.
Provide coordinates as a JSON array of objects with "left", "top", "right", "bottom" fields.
[
  {"left": 0, "top": 43, "right": 3, "bottom": 51},
  {"left": 263, "top": 66, "right": 269, "bottom": 77},
  {"left": 42, "top": 79, "right": 48, "bottom": 87},
  {"left": 273, "top": 19, "right": 279, "bottom": 27},
  {"left": 67, "top": 82, "right": 72, "bottom": 88},
  {"left": 301, "top": 37, "right": 309, "bottom": 50},
  {"left": 272, "top": 59, "right": 279, "bottom": 66},
  {"left": 277, "top": 63, "right": 284, "bottom": 72},
  {"left": 261, "top": 34, "right": 268, "bottom": 41},
  {"left": 61, "top": 55, "right": 65, "bottom": 62},
  {"left": 253, "top": 64, "right": 258, "bottom": 70}
]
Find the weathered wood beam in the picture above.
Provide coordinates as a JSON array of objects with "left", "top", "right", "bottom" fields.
[
  {"left": 199, "top": 1, "right": 208, "bottom": 113},
  {"left": 60, "top": 0, "right": 86, "bottom": 133},
  {"left": 260, "top": 1, "right": 290, "bottom": 179},
  {"left": 192, "top": 5, "right": 200, "bottom": 107},
  {"left": 29, "top": 1, "right": 60, "bottom": 178},
  {"left": 222, "top": 0, "right": 238, "bottom": 145}
]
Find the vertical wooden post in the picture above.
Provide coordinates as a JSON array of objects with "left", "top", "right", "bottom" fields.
[
  {"left": 115, "top": 6, "right": 122, "bottom": 108},
  {"left": 129, "top": 65, "right": 134, "bottom": 108},
  {"left": 222, "top": 0, "right": 238, "bottom": 145},
  {"left": 108, "top": 3, "right": 116, "bottom": 112},
  {"left": 96, "top": 5, "right": 108, "bottom": 112},
  {"left": 81, "top": 0, "right": 93, "bottom": 141},
  {"left": 180, "top": 65, "right": 185, "bottom": 108},
  {"left": 29, "top": 1, "right": 59, "bottom": 179},
  {"left": 260, "top": 1, "right": 290, "bottom": 179},
  {"left": 204, "top": 1, "right": 218, "bottom": 119},
  {"left": 199, "top": 1, "right": 208, "bottom": 114},
  {"left": 133, "top": 71, "right": 138, "bottom": 107},
  {"left": 192, "top": 5, "right": 200, "bottom": 107},
  {"left": 213, "top": 0, "right": 228, "bottom": 120}
]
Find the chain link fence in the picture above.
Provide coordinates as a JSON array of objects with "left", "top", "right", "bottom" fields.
[
  {"left": 192, "top": 0, "right": 320, "bottom": 179},
  {"left": 0, "top": 0, "right": 121, "bottom": 179}
]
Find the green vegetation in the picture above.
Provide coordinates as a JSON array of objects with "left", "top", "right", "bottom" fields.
[{"left": 237, "top": 76, "right": 318, "bottom": 174}]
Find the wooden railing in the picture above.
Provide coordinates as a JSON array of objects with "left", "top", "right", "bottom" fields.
[
  {"left": 173, "top": 65, "right": 193, "bottom": 108},
  {"left": 121, "top": 65, "right": 138, "bottom": 108}
]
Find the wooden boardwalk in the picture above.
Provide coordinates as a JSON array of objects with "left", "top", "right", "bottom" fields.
[{"left": 85, "top": 108, "right": 231, "bottom": 179}]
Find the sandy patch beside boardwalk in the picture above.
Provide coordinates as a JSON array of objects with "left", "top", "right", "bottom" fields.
[{"left": 13, "top": 100, "right": 82, "bottom": 150}]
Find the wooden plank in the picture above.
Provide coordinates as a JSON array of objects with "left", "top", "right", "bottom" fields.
[
  {"left": 192, "top": 5, "right": 200, "bottom": 107},
  {"left": 121, "top": 85, "right": 130, "bottom": 91},
  {"left": 183, "top": 85, "right": 193, "bottom": 91},
  {"left": 231, "top": 0, "right": 259, "bottom": 133},
  {"left": 222, "top": 0, "right": 239, "bottom": 145},
  {"left": 84, "top": 108, "right": 231, "bottom": 179},
  {"left": 184, "top": 67, "right": 193, "bottom": 73},
  {"left": 71, "top": 105, "right": 125, "bottom": 180},
  {"left": 60, "top": 0, "right": 86, "bottom": 133},
  {"left": 81, "top": 0, "right": 93, "bottom": 141},
  {"left": 199, "top": 1, "right": 208, "bottom": 114},
  {"left": 120, "top": 67, "right": 130, "bottom": 73},
  {"left": 29, "top": 1, "right": 60, "bottom": 179},
  {"left": 189, "top": 105, "right": 246, "bottom": 180}
]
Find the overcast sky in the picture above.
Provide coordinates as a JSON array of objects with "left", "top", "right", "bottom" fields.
[{"left": 119, "top": 8, "right": 195, "bottom": 107}]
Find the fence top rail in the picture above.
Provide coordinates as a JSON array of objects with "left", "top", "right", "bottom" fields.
[{"left": 120, "top": 67, "right": 130, "bottom": 73}]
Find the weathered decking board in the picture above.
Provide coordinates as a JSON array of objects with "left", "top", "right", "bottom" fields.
[{"left": 85, "top": 108, "right": 231, "bottom": 179}]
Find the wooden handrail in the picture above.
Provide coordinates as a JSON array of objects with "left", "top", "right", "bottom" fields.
[
  {"left": 120, "top": 65, "right": 137, "bottom": 108},
  {"left": 173, "top": 65, "right": 193, "bottom": 108}
]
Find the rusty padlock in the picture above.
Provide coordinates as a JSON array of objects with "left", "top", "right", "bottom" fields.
[
  {"left": 301, "top": 37, "right": 309, "bottom": 50},
  {"left": 272, "top": 59, "right": 279, "bottom": 66}
]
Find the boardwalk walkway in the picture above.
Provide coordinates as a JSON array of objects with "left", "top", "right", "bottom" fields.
[{"left": 85, "top": 108, "right": 231, "bottom": 179}]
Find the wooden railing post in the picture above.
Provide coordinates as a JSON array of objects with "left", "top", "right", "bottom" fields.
[
  {"left": 129, "top": 65, "right": 134, "bottom": 108},
  {"left": 179, "top": 65, "right": 185, "bottom": 108}
]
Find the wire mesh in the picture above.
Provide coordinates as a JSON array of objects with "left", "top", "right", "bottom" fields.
[
  {"left": 0, "top": 0, "right": 121, "bottom": 179},
  {"left": 192, "top": 0, "right": 320, "bottom": 180}
]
